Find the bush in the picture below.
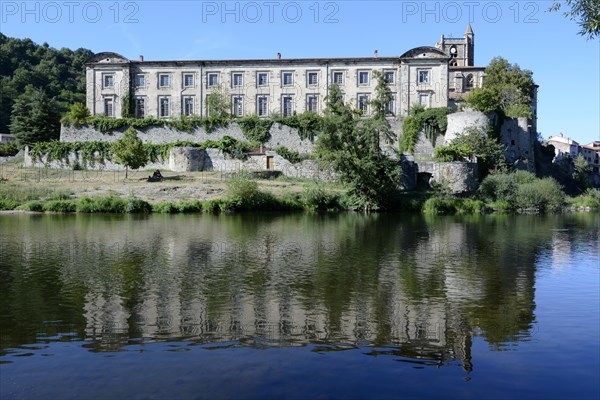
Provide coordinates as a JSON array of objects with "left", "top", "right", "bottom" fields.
[
  {"left": 42, "top": 200, "right": 76, "bottom": 212},
  {"left": 0, "top": 141, "right": 20, "bottom": 157},
  {"left": 237, "top": 115, "right": 273, "bottom": 143},
  {"left": 0, "top": 199, "right": 20, "bottom": 210},
  {"left": 569, "top": 188, "right": 600, "bottom": 208},
  {"left": 516, "top": 178, "right": 565, "bottom": 212},
  {"left": 301, "top": 184, "right": 340, "bottom": 211},
  {"left": 178, "top": 200, "right": 203, "bottom": 213},
  {"left": 152, "top": 201, "right": 180, "bottom": 213},
  {"left": 61, "top": 103, "right": 91, "bottom": 127},
  {"left": 223, "top": 176, "right": 272, "bottom": 211},
  {"left": 275, "top": 146, "right": 310, "bottom": 164},
  {"left": 422, "top": 197, "right": 458, "bottom": 215},
  {"left": 125, "top": 198, "right": 152, "bottom": 213},
  {"left": 21, "top": 200, "right": 44, "bottom": 212},
  {"left": 479, "top": 171, "right": 536, "bottom": 204},
  {"left": 76, "top": 196, "right": 127, "bottom": 213}
]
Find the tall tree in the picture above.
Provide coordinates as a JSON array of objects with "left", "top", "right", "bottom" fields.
[
  {"left": 466, "top": 57, "right": 535, "bottom": 118},
  {"left": 9, "top": 86, "right": 60, "bottom": 146},
  {"left": 317, "top": 84, "right": 398, "bottom": 210}
]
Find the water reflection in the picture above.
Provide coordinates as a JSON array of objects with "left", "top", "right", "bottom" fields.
[{"left": 1, "top": 213, "right": 597, "bottom": 372}]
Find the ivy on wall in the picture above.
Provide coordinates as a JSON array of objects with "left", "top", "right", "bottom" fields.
[{"left": 29, "top": 136, "right": 252, "bottom": 166}]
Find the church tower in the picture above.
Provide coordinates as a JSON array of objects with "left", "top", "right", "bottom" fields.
[
  {"left": 435, "top": 23, "right": 475, "bottom": 67},
  {"left": 464, "top": 22, "right": 474, "bottom": 66}
]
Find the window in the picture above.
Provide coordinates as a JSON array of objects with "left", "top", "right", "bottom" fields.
[
  {"left": 418, "top": 94, "right": 430, "bottom": 107},
  {"left": 358, "top": 94, "right": 369, "bottom": 113},
  {"left": 207, "top": 73, "right": 218, "bottom": 87},
  {"left": 232, "top": 73, "right": 243, "bottom": 87},
  {"left": 358, "top": 71, "right": 369, "bottom": 85},
  {"left": 159, "top": 74, "right": 171, "bottom": 88},
  {"left": 418, "top": 70, "right": 430, "bottom": 84},
  {"left": 134, "top": 97, "right": 145, "bottom": 118},
  {"left": 333, "top": 72, "right": 343, "bottom": 85},
  {"left": 183, "top": 96, "right": 195, "bottom": 116},
  {"left": 159, "top": 96, "right": 170, "bottom": 118},
  {"left": 103, "top": 98, "right": 114, "bottom": 117},
  {"left": 134, "top": 74, "right": 145, "bottom": 88},
  {"left": 257, "top": 96, "right": 268, "bottom": 117},
  {"left": 183, "top": 74, "right": 194, "bottom": 88},
  {"left": 103, "top": 74, "right": 114, "bottom": 89},
  {"left": 385, "top": 99, "right": 394, "bottom": 115},
  {"left": 282, "top": 72, "right": 293, "bottom": 86},
  {"left": 308, "top": 72, "right": 318, "bottom": 86},
  {"left": 257, "top": 72, "right": 268, "bottom": 87},
  {"left": 384, "top": 71, "right": 395, "bottom": 84},
  {"left": 307, "top": 95, "right": 318, "bottom": 112},
  {"left": 282, "top": 96, "right": 293, "bottom": 117},
  {"left": 232, "top": 96, "right": 243, "bottom": 117}
]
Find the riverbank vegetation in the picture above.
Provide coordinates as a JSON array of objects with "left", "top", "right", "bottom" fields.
[{"left": 1, "top": 171, "right": 598, "bottom": 215}]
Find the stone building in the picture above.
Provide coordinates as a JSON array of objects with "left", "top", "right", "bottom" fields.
[{"left": 86, "top": 25, "right": 482, "bottom": 120}]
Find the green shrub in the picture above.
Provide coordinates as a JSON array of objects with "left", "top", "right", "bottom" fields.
[
  {"left": 224, "top": 177, "right": 263, "bottom": 211},
  {"left": 275, "top": 146, "right": 310, "bottom": 164},
  {"left": 125, "top": 198, "right": 152, "bottom": 213},
  {"left": 76, "top": 196, "right": 127, "bottom": 213},
  {"left": 0, "top": 199, "right": 20, "bottom": 210},
  {"left": 301, "top": 184, "right": 340, "bottom": 211},
  {"left": 21, "top": 200, "right": 44, "bottom": 212},
  {"left": 456, "top": 199, "right": 486, "bottom": 214},
  {"left": 203, "top": 198, "right": 228, "bottom": 213},
  {"left": 0, "top": 141, "right": 20, "bottom": 156},
  {"left": 516, "top": 178, "right": 565, "bottom": 212},
  {"left": 61, "top": 103, "right": 91, "bottom": 127},
  {"left": 569, "top": 188, "right": 600, "bottom": 208},
  {"left": 43, "top": 200, "right": 76, "bottom": 212},
  {"left": 152, "top": 201, "right": 180, "bottom": 213},
  {"left": 422, "top": 197, "right": 458, "bottom": 215},
  {"left": 237, "top": 115, "right": 273, "bottom": 143},
  {"left": 479, "top": 171, "right": 536, "bottom": 203},
  {"left": 177, "top": 200, "right": 203, "bottom": 213}
]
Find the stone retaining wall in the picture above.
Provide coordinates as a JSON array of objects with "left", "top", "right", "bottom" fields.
[{"left": 60, "top": 122, "right": 317, "bottom": 154}]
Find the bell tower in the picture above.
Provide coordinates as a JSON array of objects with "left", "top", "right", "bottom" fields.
[
  {"left": 464, "top": 22, "right": 474, "bottom": 66},
  {"left": 435, "top": 23, "right": 475, "bottom": 67}
]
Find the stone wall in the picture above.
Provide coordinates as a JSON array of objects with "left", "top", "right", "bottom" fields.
[
  {"left": 418, "top": 161, "right": 478, "bottom": 195},
  {"left": 23, "top": 146, "right": 337, "bottom": 181},
  {"left": 60, "top": 121, "right": 316, "bottom": 154},
  {"left": 444, "top": 110, "right": 488, "bottom": 144},
  {"left": 500, "top": 117, "right": 536, "bottom": 172}
]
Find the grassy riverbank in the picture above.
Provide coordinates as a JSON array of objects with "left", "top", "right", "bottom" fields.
[{"left": 1, "top": 161, "right": 599, "bottom": 215}]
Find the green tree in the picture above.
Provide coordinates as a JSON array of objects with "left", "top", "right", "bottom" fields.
[
  {"left": 550, "top": 0, "right": 600, "bottom": 39},
  {"left": 9, "top": 85, "right": 60, "bottom": 146},
  {"left": 111, "top": 127, "right": 148, "bottom": 178},
  {"left": 466, "top": 57, "right": 535, "bottom": 118},
  {"left": 0, "top": 33, "right": 93, "bottom": 133},
  {"left": 317, "top": 84, "right": 398, "bottom": 210},
  {"left": 61, "top": 103, "right": 91, "bottom": 126},
  {"left": 573, "top": 154, "right": 592, "bottom": 189},
  {"left": 368, "top": 70, "right": 396, "bottom": 157},
  {"left": 206, "top": 84, "right": 231, "bottom": 119}
]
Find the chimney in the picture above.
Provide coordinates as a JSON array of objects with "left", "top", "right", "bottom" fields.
[
  {"left": 139, "top": 55, "right": 144, "bottom": 62},
  {"left": 374, "top": 50, "right": 378, "bottom": 58},
  {"left": 277, "top": 52, "right": 281, "bottom": 60}
]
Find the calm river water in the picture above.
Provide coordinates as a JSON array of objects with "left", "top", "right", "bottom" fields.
[{"left": 0, "top": 212, "right": 598, "bottom": 399}]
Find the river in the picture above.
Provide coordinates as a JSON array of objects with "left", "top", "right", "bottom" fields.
[{"left": 1, "top": 212, "right": 598, "bottom": 399}]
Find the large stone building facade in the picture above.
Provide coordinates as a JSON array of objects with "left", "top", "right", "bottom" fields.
[{"left": 86, "top": 25, "right": 482, "bottom": 120}]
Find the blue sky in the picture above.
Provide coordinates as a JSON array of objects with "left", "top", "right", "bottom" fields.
[{"left": 1, "top": 0, "right": 598, "bottom": 144}]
